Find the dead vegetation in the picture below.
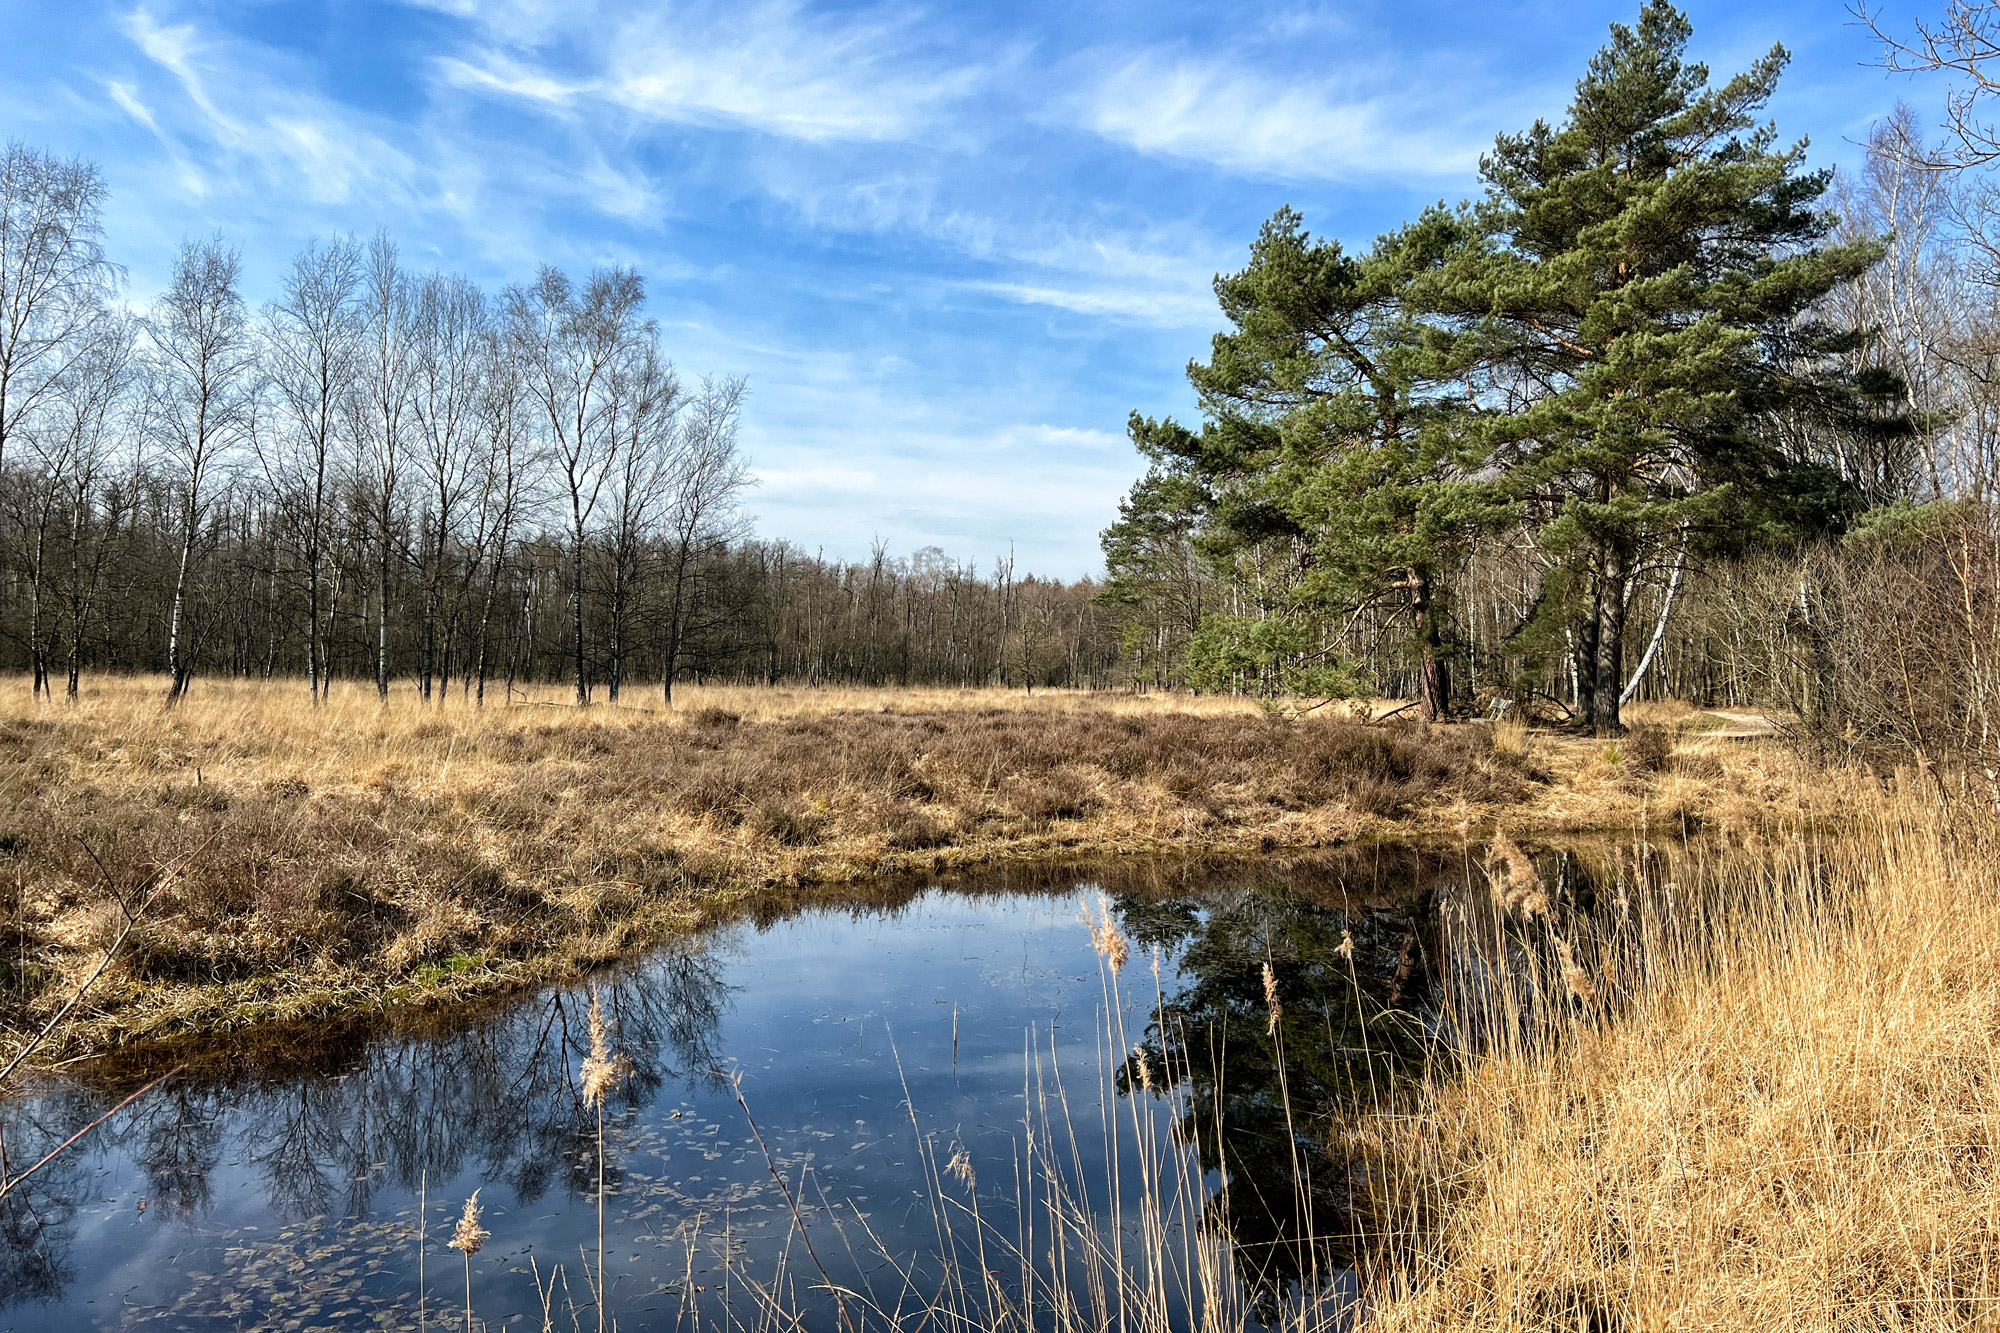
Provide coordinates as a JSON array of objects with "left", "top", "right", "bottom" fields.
[
  {"left": 1342, "top": 774, "right": 2000, "bottom": 1328},
  {"left": 0, "top": 676, "right": 1807, "bottom": 1057}
]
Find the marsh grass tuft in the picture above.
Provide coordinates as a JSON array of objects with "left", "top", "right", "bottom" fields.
[
  {"left": 1349, "top": 777, "right": 2000, "bottom": 1327},
  {"left": 1082, "top": 893, "right": 1130, "bottom": 975},
  {"left": 578, "top": 988, "right": 629, "bottom": 1333}
]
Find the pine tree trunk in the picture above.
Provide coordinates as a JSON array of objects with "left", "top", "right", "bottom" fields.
[
  {"left": 1593, "top": 542, "right": 1631, "bottom": 735},
  {"left": 1411, "top": 565, "right": 1449, "bottom": 724},
  {"left": 1574, "top": 596, "right": 1601, "bottom": 733}
]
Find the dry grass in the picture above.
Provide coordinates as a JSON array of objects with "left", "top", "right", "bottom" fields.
[
  {"left": 13, "top": 675, "right": 1979, "bottom": 1327},
  {"left": 1346, "top": 775, "right": 2000, "bottom": 1328},
  {"left": 0, "top": 675, "right": 1810, "bottom": 1058}
]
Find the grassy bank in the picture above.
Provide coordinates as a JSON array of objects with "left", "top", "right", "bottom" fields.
[
  {"left": 0, "top": 676, "right": 1806, "bottom": 1058},
  {"left": 1339, "top": 777, "right": 2000, "bottom": 1327}
]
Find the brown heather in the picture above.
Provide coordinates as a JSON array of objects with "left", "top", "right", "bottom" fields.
[{"left": 0, "top": 676, "right": 1804, "bottom": 1059}]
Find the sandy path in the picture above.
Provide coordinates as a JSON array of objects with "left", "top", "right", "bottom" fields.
[{"left": 1698, "top": 709, "right": 1783, "bottom": 739}]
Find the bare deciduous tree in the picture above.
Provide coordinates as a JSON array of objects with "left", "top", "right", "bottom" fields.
[
  {"left": 18, "top": 315, "right": 134, "bottom": 699},
  {"left": 145, "top": 239, "right": 252, "bottom": 705},
  {"left": 259, "top": 236, "right": 363, "bottom": 704},
  {"left": 659, "top": 375, "right": 750, "bottom": 703},
  {"left": 602, "top": 340, "right": 680, "bottom": 703},
  {"left": 409, "top": 272, "right": 489, "bottom": 702},
  {"left": 354, "top": 235, "right": 415, "bottom": 704},
  {"left": 0, "top": 145, "right": 117, "bottom": 481},
  {"left": 504, "top": 267, "right": 647, "bottom": 706}
]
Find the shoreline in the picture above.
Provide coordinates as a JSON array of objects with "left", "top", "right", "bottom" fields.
[{"left": 0, "top": 678, "right": 1818, "bottom": 1063}]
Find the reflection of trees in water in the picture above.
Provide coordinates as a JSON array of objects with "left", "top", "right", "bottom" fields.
[
  {"left": 0, "top": 940, "right": 731, "bottom": 1308},
  {"left": 1119, "top": 844, "right": 1680, "bottom": 1324},
  {"left": 0, "top": 1085, "right": 93, "bottom": 1304},
  {"left": 136, "top": 1083, "right": 225, "bottom": 1219},
  {"left": 1118, "top": 872, "right": 1447, "bottom": 1325}
]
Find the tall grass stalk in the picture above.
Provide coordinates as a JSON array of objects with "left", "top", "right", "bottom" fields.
[
  {"left": 1351, "top": 777, "right": 2000, "bottom": 1326},
  {"left": 579, "top": 989, "right": 631, "bottom": 1333}
]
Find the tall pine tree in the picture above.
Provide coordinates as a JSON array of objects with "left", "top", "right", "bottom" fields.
[
  {"left": 1456, "top": 1, "right": 1888, "bottom": 731},
  {"left": 1105, "top": 207, "right": 1504, "bottom": 717}
]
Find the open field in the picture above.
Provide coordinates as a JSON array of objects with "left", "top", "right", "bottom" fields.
[{"left": 0, "top": 676, "right": 1815, "bottom": 1058}]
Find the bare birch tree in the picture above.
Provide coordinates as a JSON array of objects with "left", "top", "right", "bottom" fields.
[
  {"left": 503, "top": 266, "right": 646, "bottom": 705},
  {"left": 353, "top": 235, "right": 414, "bottom": 703},
  {"left": 659, "top": 375, "right": 750, "bottom": 703},
  {"left": 0, "top": 144, "right": 117, "bottom": 481},
  {"left": 145, "top": 239, "right": 252, "bottom": 704},
  {"left": 409, "top": 272, "right": 489, "bottom": 701},
  {"left": 54, "top": 318, "right": 135, "bottom": 698},
  {"left": 603, "top": 339, "right": 680, "bottom": 702},
  {"left": 15, "top": 314, "right": 133, "bottom": 698},
  {"left": 259, "top": 237, "right": 363, "bottom": 703},
  {"left": 468, "top": 327, "right": 537, "bottom": 705}
]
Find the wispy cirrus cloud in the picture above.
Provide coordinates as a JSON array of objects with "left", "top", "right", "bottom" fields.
[
  {"left": 118, "top": 5, "right": 424, "bottom": 208},
  {"left": 430, "top": 0, "right": 983, "bottom": 143},
  {"left": 1072, "top": 49, "right": 1508, "bottom": 181}
]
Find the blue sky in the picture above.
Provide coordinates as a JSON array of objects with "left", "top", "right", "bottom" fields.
[{"left": 0, "top": 0, "right": 1942, "bottom": 576}]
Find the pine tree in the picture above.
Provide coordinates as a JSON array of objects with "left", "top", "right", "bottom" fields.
[
  {"left": 1457, "top": 1, "right": 1889, "bottom": 731},
  {"left": 1111, "top": 207, "right": 1502, "bottom": 717}
]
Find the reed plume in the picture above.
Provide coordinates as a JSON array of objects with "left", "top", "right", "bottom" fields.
[
  {"left": 1485, "top": 832, "right": 1550, "bottom": 919},
  {"left": 578, "top": 989, "right": 629, "bottom": 1333},
  {"left": 1551, "top": 933, "right": 1597, "bottom": 1009},
  {"left": 1082, "top": 894, "right": 1130, "bottom": 975},
  {"left": 580, "top": 989, "right": 633, "bottom": 1108},
  {"left": 446, "top": 1190, "right": 487, "bottom": 1333},
  {"left": 1131, "top": 1044, "right": 1155, "bottom": 1094},
  {"left": 947, "top": 1144, "right": 976, "bottom": 1189}
]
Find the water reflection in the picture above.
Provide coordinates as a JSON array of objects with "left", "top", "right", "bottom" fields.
[
  {"left": 0, "top": 844, "right": 1670, "bottom": 1329},
  {"left": 2, "top": 943, "right": 729, "bottom": 1314},
  {"left": 1117, "top": 853, "right": 1461, "bottom": 1322}
]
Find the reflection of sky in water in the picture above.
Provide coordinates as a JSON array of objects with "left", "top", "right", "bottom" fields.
[{"left": 0, "top": 890, "right": 1185, "bottom": 1330}]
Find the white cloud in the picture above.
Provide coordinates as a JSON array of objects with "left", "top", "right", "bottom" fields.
[
  {"left": 434, "top": 51, "right": 581, "bottom": 107},
  {"left": 602, "top": 4, "right": 976, "bottom": 142},
  {"left": 1074, "top": 51, "right": 1495, "bottom": 181},
  {"left": 963, "top": 229, "right": 1230, "bottom": 326},
  {"left": 431, "top": 0, "right": 978, "bottom": 144},
  {"left": 396, "top": 0, "right": 587, "bottom": 45},
  {"left": 966, "top": 278, "right": 1213, "bottom": 326},
  {"left": 118, "top": 5, "right": 424, "bottom": 208},
  {"left": 104, "top": 80, "right": 161, "bottom": 136}
]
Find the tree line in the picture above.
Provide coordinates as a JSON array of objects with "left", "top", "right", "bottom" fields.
[
  {"left": 22, "top": 0, "right": 1998, "bottom": 727},
  {"left": 0, "top": 148, "right": 1125, "bottom": 703},
  {"left": 1102, "top": 2, "right": 1955, "bottom": 734}
]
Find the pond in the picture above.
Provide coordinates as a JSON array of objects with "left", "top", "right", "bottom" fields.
[{"left": 0, "top": 844, "right": 1621, "bottom": 1331}]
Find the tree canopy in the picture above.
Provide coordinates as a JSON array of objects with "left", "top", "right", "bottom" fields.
[{"left": 1103, "top": 1, "right": 1903, "bottom": 731}]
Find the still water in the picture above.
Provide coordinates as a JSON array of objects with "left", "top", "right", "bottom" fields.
[{"left": 0, "top": 850, "right": 1499, "bottom": 1330}]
